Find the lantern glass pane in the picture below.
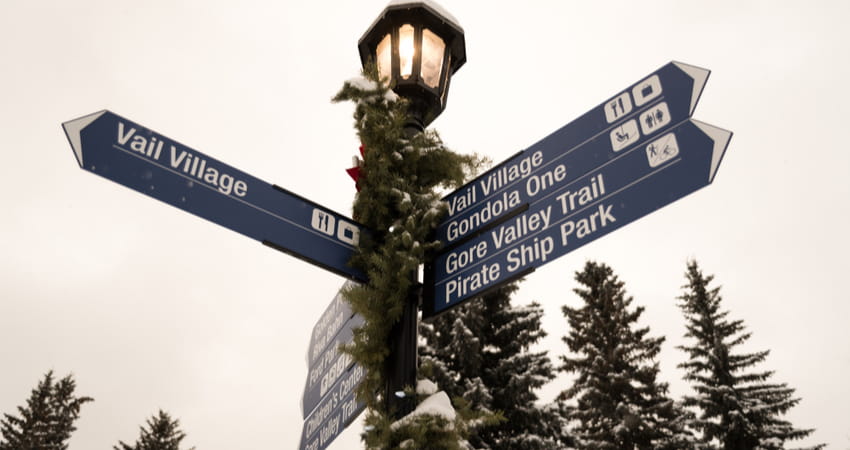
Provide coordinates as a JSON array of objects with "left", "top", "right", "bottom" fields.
[
  {"left": 376, "top": 34, "right": 392, "bottom": 84},
  {"left": 440, "top": 52, "right": 452, "bottom": 106},
  {"left": 421, "top": 29, "right": 445, "bottom": 88},
  {"left": 399, "top": 24, "right": 415, "bottom": 79}
]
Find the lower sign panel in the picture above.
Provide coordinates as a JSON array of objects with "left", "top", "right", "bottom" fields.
[
  {"left": 299, "top": 364, "right": 366, "bottom": 450},
  {"left": 302, "top": 314, "right": 365, "bottom": 418},
  {"left": 424, "top": 119, "right": 731, "bottom": 317}
]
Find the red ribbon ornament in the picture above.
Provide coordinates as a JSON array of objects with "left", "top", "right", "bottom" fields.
[{"left": 346, "top": 145, "right": 366, "bottom": 191}]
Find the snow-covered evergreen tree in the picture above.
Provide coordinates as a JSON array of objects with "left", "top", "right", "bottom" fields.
[
  {"left": 333, "top": 65, "right": 482, "bottom": 448},
  {"left": 0, "top": 371, "right": 93, "bottom": 450},
  {"left": 559, "top": 261, "right": 694, "bottom": 449},
  {"left": 114, "top": 410, "right": 194, "bottom": 450},
  {"left": 677, "top": 260, "right": 823, "bottom": 450},
  {"left": 421, "top": 282, "right": 571, "bottom": 449}
]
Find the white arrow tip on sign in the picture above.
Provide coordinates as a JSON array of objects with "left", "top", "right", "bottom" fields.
[
  {"left": 672, "top": 62, "right": 710, "bottom": 116},
  {"left": 62, "top": 110, "right": 107, "bottom": 168},
  {"left": 691, "top": 119, "right": 732, "bottom": 183}
]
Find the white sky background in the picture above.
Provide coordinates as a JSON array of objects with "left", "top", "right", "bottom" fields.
[{"left": 1, "top": 0, "right": 848, "bottom": 448}]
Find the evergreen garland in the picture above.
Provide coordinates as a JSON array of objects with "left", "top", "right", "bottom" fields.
[{"left": 333, "top": 65, "right": 483, "bottom": 448}]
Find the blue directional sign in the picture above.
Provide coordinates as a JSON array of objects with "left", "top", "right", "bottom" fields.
[
  {"left": 436, "top": 61, "right": 710, "bottom": 248},
  {"left": 301, "top": 282, "right": 366, "bottom": 448},
  {"left": 63, "top": 110, "right": 367, "bottom": 282},
  {"left": 425, "top": 119, "right": 731, "bottom": 317},
  {"left": 300, "top": 363, "right": 366, "bottom": 450},
  {"left": 303, "top": 313, "right": 364, "bottom": 418},
  {"left": 307, "top": 281, "right": 358, "bottom": 368}
]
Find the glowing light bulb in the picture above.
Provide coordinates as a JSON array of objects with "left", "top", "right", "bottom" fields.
[{"left": 399, "top": 24, "right": 414, "bottom": 78}]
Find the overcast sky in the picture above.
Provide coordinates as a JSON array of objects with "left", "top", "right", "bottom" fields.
[{"left": 1, "top": 0, "right": 848, "bottom": 448}]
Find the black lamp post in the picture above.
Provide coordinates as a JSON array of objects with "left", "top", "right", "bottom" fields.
[
  {"left": 358, "top": 1, "right": 467, "bottom": 418},
  {"left": 359, "top": 0, "right": 466, "bottom": 133}
]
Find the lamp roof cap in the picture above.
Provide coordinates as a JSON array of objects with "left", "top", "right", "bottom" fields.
[{"left": 358, "top": 0, "right": 466, "bottom": 72}]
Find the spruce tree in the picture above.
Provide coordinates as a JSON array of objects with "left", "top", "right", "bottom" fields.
[
  {"left": 420, "top": 282, "right": 571, "bottom": 449},
  {"left": 333, "top": 66, "right": 482, "bottom": 448},
  {"left": 559, "top": 261, "right": 694, "bottom": 449},
  {"left": 677, "top": 260, "right": 823, "bottom": 449},
  {"left": 114, "top": 410, "right": 194, "bottom": 450},
  {"left": 0, "top": 371, "right": 93, "bottom": 450}
]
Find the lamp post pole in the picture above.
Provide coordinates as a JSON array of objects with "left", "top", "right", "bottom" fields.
[{"left": 385, "top": 273, "right": 421, "bottom": 417}]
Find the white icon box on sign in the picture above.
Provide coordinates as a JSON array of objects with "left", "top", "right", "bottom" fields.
[
  {"left": 633, "top": 75, "right": 662, "bottom": 106},
  {"left": 311, "top": 209, "right": 361, "bottom": 246},
  {"left": 609, "top": 119, "right": 640, "bottom": 152},
  {"left": 336, "top": 221, "right": 360, "bottom": 246},
  {"left": 645, "top": 133, "right": 679, "bottom": 168},
  {"left": 604, "top": 92, "right": 633, "bottom": 123},
  {"left": 312, "top": 209, "right": 335, "bottom": 236},
  {"left": 639, "top": 102, "right": 671, "bottom": 135}
]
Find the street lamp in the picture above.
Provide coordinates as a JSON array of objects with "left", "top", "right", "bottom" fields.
[
  {"left": 357, "top": 1, "right": 466, "bottom": 419},
  {"left": 358, "top": 0, "right": 466, "bottom": 132}
]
